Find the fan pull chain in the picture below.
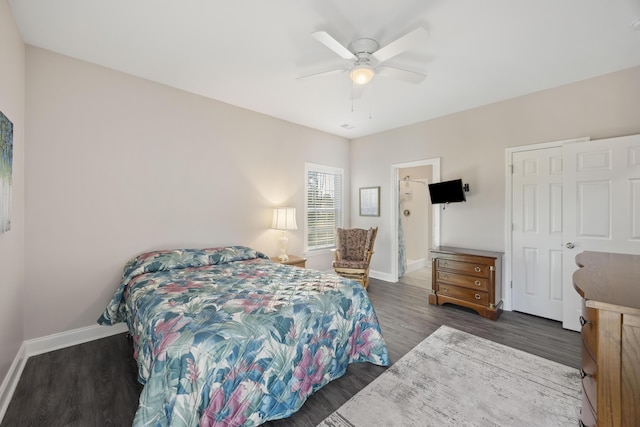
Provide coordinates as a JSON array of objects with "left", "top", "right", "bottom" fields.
[{"left": 351, "top": 81, "right": 354, "bottom": 112}]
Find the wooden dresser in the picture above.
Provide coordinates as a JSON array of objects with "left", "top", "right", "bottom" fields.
[
  {"left": 429, "top": 246, "right": 503, "bottom": 320},
  {"left": 573, "top": 251, "right": 640, "bottom": 427}
]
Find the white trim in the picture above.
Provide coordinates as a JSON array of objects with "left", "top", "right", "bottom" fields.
[
  {"left": 406, "top": 258, "right": 428, "bottom": 273},
  {"left": 0, "top": 323, "right": 128, "bottom": 423},
  {"left": 504, "top": 137, "right": 589, "bottom": 312},
  {"left": 391, "top": 158, "right": 441, "bottom": 282},
  {"left": 370, "top": 269, "right": 395, "bottom": 283},
  {"left": 0, "top": 343, "right": 27, "bottom": 423},
  {"left": 24, "top": 323, "right": 129, "bottom": 357}
]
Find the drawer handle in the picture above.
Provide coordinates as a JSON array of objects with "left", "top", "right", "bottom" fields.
[
  {"left": 474, "top": 266, "right": 481, "bottom": 272},
  {"left": 474, "top": 280, "right": 481, "bottom": 286},
  {"left": 442, "top": 287, "right": 448, "bottom": 293},
  {"left": 443, "top": 261, "right": 449, "bottom": 266},
  {"left": 579, "top": 315, "right": 592, "bottom": 327},
  {"left": 443, "top": 274, "right": 449, "bottom": 279},
  {"left": 474, "top": 294, "right": 481, "bottom": 300},
  {"left": 579, "top": 369, "right": 592, "bottom": 379}
]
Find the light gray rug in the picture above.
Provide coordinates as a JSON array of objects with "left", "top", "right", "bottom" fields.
[{"left": 318, "top": 325, "right": 581, "bottom": 427}]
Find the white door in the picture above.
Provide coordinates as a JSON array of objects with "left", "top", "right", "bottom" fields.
[
  {"left": 562, "top": 134, "right": 640, "bottom": 330},
  {"left": 512, "top": 148, "right": 564, "bottom": 320}
]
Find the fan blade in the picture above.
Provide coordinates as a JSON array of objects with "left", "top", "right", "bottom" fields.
[
  {"left": 311, "top": 31, "right": 356, "bottom": 60},
  {"left": 376, "top": 65, "right": 427, "bottom": 84},
  {"left": 296, "top": 67, "right": 349, "bottom": 81},
  {"left": 371, "top": 27, "right": 429, "bottom": 64}
]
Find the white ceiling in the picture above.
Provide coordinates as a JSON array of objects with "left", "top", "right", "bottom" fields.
[{"left": 8, "top": 0, "right": 640, "bottom": 138}]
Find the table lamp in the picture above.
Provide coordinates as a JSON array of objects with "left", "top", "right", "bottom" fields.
[{"left": 272, "top": 207, "right": 298, "bottom": 261}]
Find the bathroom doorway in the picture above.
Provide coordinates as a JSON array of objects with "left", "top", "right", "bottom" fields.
[
  {"left": 399, "top": 167, "right": 430, "bottom": 273},
  {"left": 391, "top": 158, "right": 440, "bottom": 283}
]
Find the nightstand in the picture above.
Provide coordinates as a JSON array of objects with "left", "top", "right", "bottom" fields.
[{"left": 270, "top": 255, "right": 307, "bottom": 268}]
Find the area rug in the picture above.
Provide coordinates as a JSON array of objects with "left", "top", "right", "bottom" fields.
[{"left": 318, "top": 325, "right": 581, "bottom": 426}]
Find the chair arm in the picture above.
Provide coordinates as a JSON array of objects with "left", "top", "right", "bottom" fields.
[
  {"left": 364, "top": 250, "right": 375, "bottom": 263},
  {"left": 331, "top": 248, "right": 342, "bottom": 261}
]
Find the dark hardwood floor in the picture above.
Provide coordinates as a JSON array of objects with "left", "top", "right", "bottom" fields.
[{"left": 2, "top": 277, "right": 581, "bottom": 427}]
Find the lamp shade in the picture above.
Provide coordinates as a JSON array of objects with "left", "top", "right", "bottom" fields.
[{"left": 272, "top": 207, "right": 298, "bottom": 230}]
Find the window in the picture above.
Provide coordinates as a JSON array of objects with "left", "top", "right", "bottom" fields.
[{"left": 305, "top": 163, "right": 343, "bottom": 251}]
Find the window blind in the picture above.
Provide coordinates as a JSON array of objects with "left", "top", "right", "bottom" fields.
[{"left": 305, "top": 164, "right": 343, "bottom": 251}]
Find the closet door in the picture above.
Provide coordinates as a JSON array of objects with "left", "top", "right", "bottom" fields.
[
  {"left": 561, "top": 134, "right": 640, "bottom": 331},
  {"left": 511, "top": 147, "right": 563, "bottom": 320}
]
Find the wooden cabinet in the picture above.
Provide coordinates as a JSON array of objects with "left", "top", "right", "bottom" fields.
[
  {"left": 429, "top": 246, "right": 502, "bottom": 320},
  {"left": 573, "top": 251, "right": 640, "bottom": 427},
  {"left": 270, "top": 255, "right": 306, "bottom": 268}
]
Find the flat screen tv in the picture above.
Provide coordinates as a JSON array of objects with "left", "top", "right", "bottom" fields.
[{"left": 428, "top": 179, "right": 466, "bottom": 204}]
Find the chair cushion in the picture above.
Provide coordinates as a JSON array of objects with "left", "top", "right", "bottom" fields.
[
  {"left": 337, "top": 228, "right": 372, "bottom": 261},
  {"left": 333, "top": 260, "right": 369, "bottom": 269}
]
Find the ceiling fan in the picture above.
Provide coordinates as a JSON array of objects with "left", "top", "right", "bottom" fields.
[{"left": 299, "top": 27, "right": 429, "bottom": 85}]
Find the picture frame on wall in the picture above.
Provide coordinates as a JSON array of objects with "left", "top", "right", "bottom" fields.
[
  {"left": 359, "top": 186, "right": 380, "bottom": 217},
  {"left": 0, "top": 110, "right": 13, "bottom": 235}
]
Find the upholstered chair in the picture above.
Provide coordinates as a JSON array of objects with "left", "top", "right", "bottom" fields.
[{"left": 332, "top": 227, "right": 378, "bottom": 289}]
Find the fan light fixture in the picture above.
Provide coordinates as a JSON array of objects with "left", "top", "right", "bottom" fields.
[{"left": 349, "top": 64, "right": 374, "bottom": 85}]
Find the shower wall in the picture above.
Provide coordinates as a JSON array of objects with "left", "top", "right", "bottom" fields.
[{"left": 399, "top": 165, "right": 432, "bottom": 271}]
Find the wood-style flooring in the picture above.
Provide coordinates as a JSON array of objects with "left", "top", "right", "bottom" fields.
[
  {"left": 2, "top": 273, "right": 581, "bottom": 427},
  {"left": 398, "top": 267, "right": 431, "bottom": 290}
]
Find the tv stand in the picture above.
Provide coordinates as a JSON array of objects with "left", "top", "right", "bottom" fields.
[{"left": 429, "top": 246, "right": 503, "bottom": 320}]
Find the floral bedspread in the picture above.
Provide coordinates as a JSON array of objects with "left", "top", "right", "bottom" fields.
[{"left": 98, "top": 246, "right": 389, "bottom": 426}]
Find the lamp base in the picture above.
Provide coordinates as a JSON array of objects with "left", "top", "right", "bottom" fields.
[
  {"left": 278, "top": 231, "right": 289, "bottom": 262},
  {"left": 277, "top": 253, "right": 290, "bottom": 262}
]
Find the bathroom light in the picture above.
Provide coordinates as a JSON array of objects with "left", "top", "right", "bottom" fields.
[{"left": 349, "top": 64, "right": 375, "bottom": 85}]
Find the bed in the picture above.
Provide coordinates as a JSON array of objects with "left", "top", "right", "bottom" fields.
[{"left": 98, "top": 246, "right": 389, "bottom": 426}]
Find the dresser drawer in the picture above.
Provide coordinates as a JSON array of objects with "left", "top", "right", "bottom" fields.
[
  {"left": 581, "top": 304, "right": 598, "bottom": 359},
  {"left": 581, "top": 340, "right": 597, "bottom": 411},
  {"left": 437, "top": 284, "right": 488, "bottom": 306},
  {"left": 436, "top": 270, "right": 489, "bottom": 291},
  {"left": 436, "top": 258, "right": 490, "bottom": 278}
]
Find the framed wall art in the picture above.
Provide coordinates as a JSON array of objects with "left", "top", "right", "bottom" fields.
[
  {"left": 0, "top": 110, "right": 13, "bottom": 234},
  {"left": 359, "top": 186, "right": 380, "bottom": 217}
]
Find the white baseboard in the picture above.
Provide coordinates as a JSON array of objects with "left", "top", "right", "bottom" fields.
[
  {"left": 0, "top": 323, "right": 128, "bottom": 424},
  {"left": 0, "top": 343, "right": 27, "bottom": 423},
  {"left": 406, "top": 258, "right": 428, "bottom": 273},
  {"left": 370, "top": 269, "right": 395, "bottom": 283},
  {"left": 25, "top": 323, "right": 129, "bottom": 357}
]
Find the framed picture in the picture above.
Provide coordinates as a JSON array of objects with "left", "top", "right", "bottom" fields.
[
  {"left": 359, "top": 186, "right": 380, "bottom": 217},
  {"left": 0, "top": 110, "right": 13, "bottom": 234}
]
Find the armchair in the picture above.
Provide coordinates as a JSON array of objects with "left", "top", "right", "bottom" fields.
[{"left": 332, "top": 227, "right": 378, "bottom": 289}]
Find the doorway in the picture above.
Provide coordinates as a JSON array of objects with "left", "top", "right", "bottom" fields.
[
  {"left": 391, "top": 158, "right": 441, "bottom": 283},
  {"left": 399, "top": 167, "right": 430, "bottom": 273}
]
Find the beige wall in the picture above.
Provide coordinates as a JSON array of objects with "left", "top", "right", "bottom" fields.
[
  {"left": 24, "top": 47, "right": 350, "bottom": 339},
  {"left": 351, "top": 66, "right": 640, "bottom": 276},
  {"left": 7, "top": 14, "right": 640, "bottom": 355},
  {"left": 0, "top": 0, "right": 25, "bottom": 383}
]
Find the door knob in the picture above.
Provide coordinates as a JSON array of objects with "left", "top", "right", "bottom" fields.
[{"left": 565, "top": 242, "right": 575, "bottom": 249}]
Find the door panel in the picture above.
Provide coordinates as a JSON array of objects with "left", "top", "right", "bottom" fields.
[
  {"left": 577, "top": 180, "right": 610, "bottom": 238},
  {"left": 562, "top": 134, "right": 640, "bottom": 331},
  {"left": 512, "top": 148, "right": 563, "bottom": 320}
]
